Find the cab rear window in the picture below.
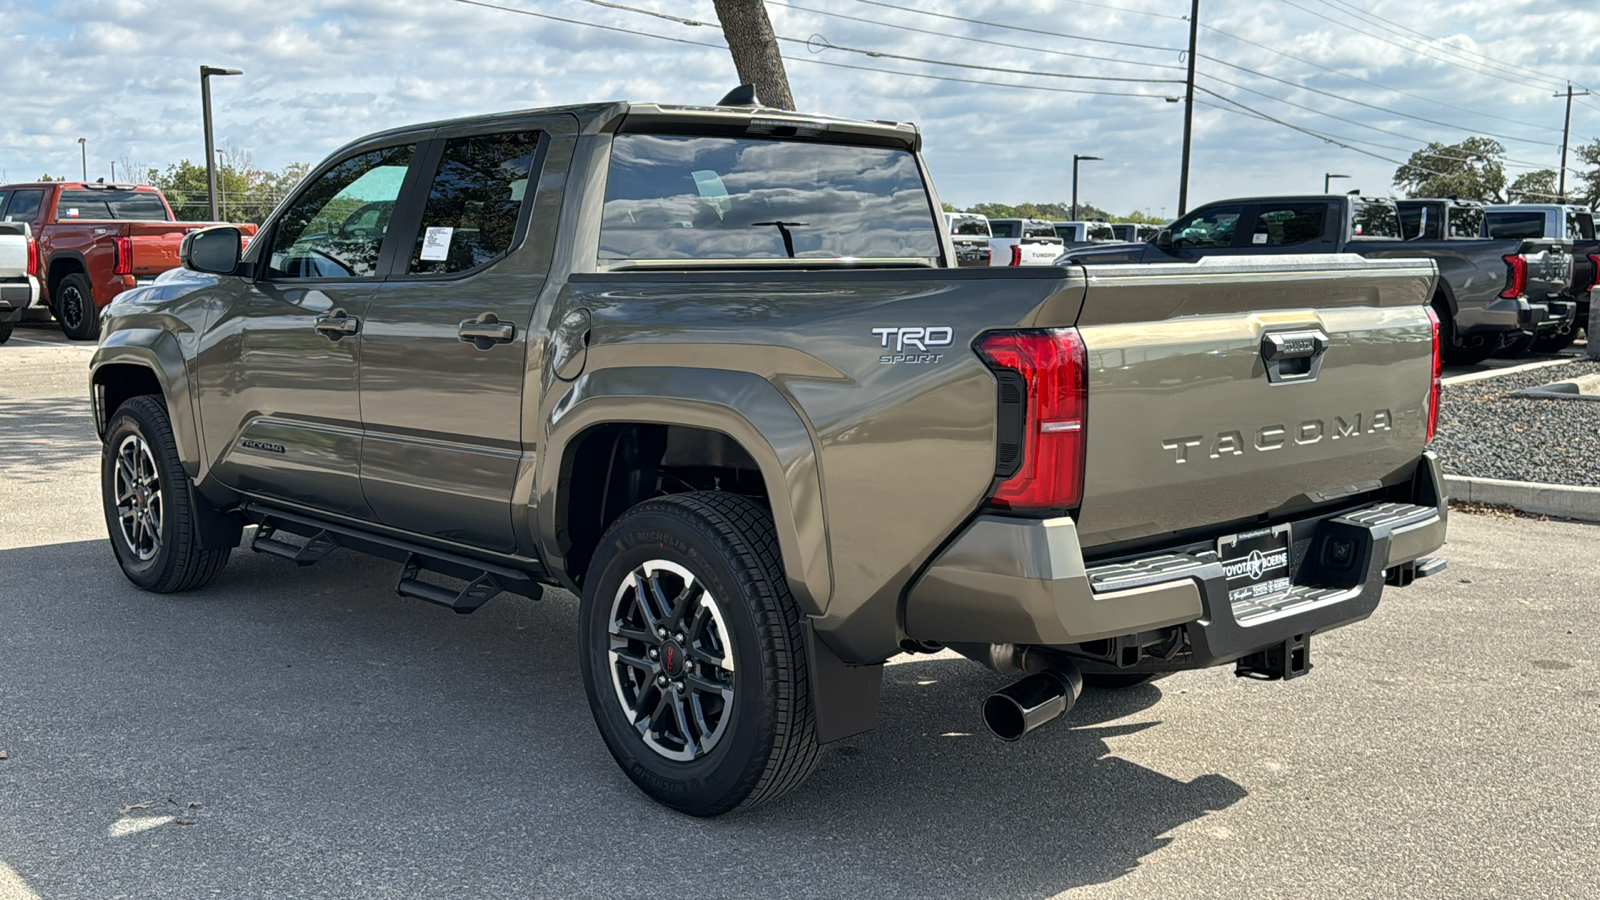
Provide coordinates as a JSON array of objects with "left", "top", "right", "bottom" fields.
[
  {"left": 1349, "top": 199, "right": 1401, "bottom": 239},
  {"left": 56, "top": 190, "right": 170, "bottom": 221},
  {"left": 600, "top": 135, "right": 941, "bottom": 262}
]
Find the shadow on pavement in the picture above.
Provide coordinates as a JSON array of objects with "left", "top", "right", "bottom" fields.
[
  {"left": 0, "top": 539, "right": 1245, "bottom": 899},
  {"left": 0, "top": 395, "right": 99, "bottom": 483}
]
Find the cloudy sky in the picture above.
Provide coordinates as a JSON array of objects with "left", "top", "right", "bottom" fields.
[{"left": 4, "top": 0, "right": 1599, "bottom": 217}]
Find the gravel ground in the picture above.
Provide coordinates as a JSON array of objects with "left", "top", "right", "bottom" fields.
[{"left": 1434, "top": 359, "right": 1600, "bottom": 486}]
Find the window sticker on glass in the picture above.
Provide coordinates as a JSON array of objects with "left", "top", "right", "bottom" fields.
[
  {"left": 691, "top": 169, "right": 731, "bottom": 219},
  {"left": 420, "top": 226, "right": 454, "bottom": 261},
  {"left": 1252, "top": 232, "right": 1268, "bottom": 244},
  {"left": 66, "top": 208, "right": 79, "bottom": 218}
]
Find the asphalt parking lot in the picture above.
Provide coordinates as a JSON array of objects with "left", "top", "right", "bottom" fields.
[{"left": 1, "top": 321, "right": 1596, "bottom": 899}]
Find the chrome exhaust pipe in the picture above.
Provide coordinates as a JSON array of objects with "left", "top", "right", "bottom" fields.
[{"left": 981, "top": 664, "right": 1083, "bottom": 741}]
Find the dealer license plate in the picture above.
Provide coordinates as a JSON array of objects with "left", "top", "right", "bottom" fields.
[{"left": 1218, "top": 526, "right": 1293, "bottom": 605}]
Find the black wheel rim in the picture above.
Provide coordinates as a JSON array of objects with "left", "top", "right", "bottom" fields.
[
  {"left": 60, "top": 285, "right": 84, "bottom": 331},
  {"left": 607, "top": 560, "right": 735, "bottom": 762},
  {"left": 112, "top": 434, "right": 163, "bottom": 561}
]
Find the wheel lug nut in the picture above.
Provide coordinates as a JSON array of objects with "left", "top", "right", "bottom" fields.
[
  {"left": 648, "top": 648, "right": 658, "bottom": 659},
  {"left": 657, "top": 674, "right": 667, "bottom": 686}
]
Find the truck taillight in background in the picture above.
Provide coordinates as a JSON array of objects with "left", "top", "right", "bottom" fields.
[
  {"left": 1009, "top": 244, "right": 1022, "bottom": 267},
  {"left": 976, "top": 329, "right": 1088, "bottom": 512},
  {"left": 1499, "top": 253, "right": 1527, "bottom": 299},
  {"left": 1424, "top": 307, "right": 1442, "bottom": 442},
  {"left": 27, "top": 237, "right": 38, "bottom": 278},
  {"left": 113, "top": 237, "right": 134, "bottom": 276},
  {"left": 1588, "top": 253, "right": 1600, "bottom": 292}
]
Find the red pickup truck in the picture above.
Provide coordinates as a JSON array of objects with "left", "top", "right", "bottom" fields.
[{"left": 0, "top": 182, "right": 256, "bottom": 340}]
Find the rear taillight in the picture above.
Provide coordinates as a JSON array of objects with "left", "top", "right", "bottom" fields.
[
  {"left": 113, "top": 236, "right": 133, "bottom": 276},
  {"left": 1010, "top": 244, "right": 1022, "bottom": 266},
  {"left": 1587, "top": 253, "right": 1600, "bottom": 292},
  {"left": 1424, "top": 306, "right": 1442, "bottom": 442},
  {"left": 1499, "top": 253, "right": 1527, "bottom": 299},
  {"left": 976, "top": 329, "right": 1088, "bottom": 512},
  {"left": 26, "top": 237, "right": 38, "bottom": 277}
]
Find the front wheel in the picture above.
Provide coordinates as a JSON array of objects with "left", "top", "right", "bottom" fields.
[
  {"left": 579, "top": 492, "right": 820, "bottom": 816},
  {"left": 101, "top": 395, "right": 231, "bottom": 592},
  {"left": 56, "top": 272, "right": 101, "bottom": 341}
]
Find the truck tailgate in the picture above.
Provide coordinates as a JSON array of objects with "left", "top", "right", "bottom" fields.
[
  {"left": 125, "top": 224, "right": 191, "bottom": 276},
  {"left": 1068, "top": 254, "right": 1437, "bottom": 548}
]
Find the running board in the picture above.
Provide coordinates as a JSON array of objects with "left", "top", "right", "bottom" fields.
[{"left": 242, "top": 504, "right": 544, "bottom": 612}]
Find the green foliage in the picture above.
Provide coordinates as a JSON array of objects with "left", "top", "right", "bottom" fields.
[
  {"left": 1572, "top": 138, "right": 1600, "bottom": 206},
  {"left": 145, "top": 149, "right": 311, "bottom": 224},
  {"left": 1507, "top": 169, "right": 1560, "bottom": 203},
  {"left": 1392, "top": 138, "right": 1507, "bottom": 202}
]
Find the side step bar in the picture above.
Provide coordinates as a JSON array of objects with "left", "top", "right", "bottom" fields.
[{"left": 242, "top": 504, "right": 543, "bottom": 613}]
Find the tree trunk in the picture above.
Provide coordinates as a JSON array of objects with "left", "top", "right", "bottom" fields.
[{"left": 711, "top": 0, "right": 795, "bottom": 110}]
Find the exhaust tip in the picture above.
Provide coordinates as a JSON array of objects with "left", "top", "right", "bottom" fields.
[{"left": 981, "top": 667, "right": 1083, "bottom": 741}]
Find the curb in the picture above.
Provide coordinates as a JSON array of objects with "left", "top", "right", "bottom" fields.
[
  {"left": 1442, "top": 357, "right": 1577, "bottom": 386},
  {"left": 1445, "top": 475, "right": 1600, "bottom": 523}
]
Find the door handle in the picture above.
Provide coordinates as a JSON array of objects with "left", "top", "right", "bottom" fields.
[
  {"left": 313, "top": 314, "right": 360, "bottom": 339},
  {"left": 459, "top": 314, "right": 516, "bottom": 349}
]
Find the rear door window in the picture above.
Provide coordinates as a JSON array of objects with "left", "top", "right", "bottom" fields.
[
  {"left": 600, "top": 134, "right": 941, "bottom": 262},
  {"left": 2, "top": 189, "right": 45, "bottom": 224},
  {"left": 406, "top": 131, "right": 540, "bottom": 275},
  {"left": 1171, "top": 204, "right": 1244, "bottom": 248},
  {"left": 266, "top": 144, "right": 416, "bottom": 279},
  {"left": 1483, "top": 211, "right": 1546, "bottom": 240},
  {"left": 55, "top": 190, "right": 170, "bottom": 221},
  {"left": 1250, "top": 202, "right": 1327, "bottom": 246}
]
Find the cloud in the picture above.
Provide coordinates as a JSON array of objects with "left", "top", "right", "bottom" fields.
[{"left": 1, "top": 0, "right": 1596, "bottom": 217}]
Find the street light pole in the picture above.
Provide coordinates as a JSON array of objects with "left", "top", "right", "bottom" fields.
[
  {"left": 1072, "top": 154, "right": 1102, "bottom": 221},
  {"left": 1325, "top": 173, "right": 1350, "bottom": 193},
  {"left": 77, "top": 138, "right": 87, "bottom": 181},
  {"left": 215, "top": 149, "right": 227, "bottom": 221},
  {"left": 1177, "top": 0, "right": 1199, "bottom": 216},
  {"left": 200, "top": 65, "right": 243, "bottom": 221}
]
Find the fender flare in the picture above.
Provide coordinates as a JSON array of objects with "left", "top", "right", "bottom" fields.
[
  {"left": 91, "top": 328, "right": 202, "bottom": 478},
  {"left": 44, "top": 250, "right": 89, "bottom": 302},
  {"left": 537, "top": 365, "right": 832, "bottom": 617}
]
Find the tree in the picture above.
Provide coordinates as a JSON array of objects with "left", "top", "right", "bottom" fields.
[
  {"left": 1392, "top": 137, "right": 1507, "bottom": 202},
  {"left": 147, "top": 150, "right": 309, "bottom": 224},
  {"left": 1507, "top": 168, "right": 1560, "bottom": 203},
  {"left": 1572, "top": 138, "right": 1600, "bottom": 206},
  {"left": 712, "top": 0, "right": 795, "bottom": 110}
]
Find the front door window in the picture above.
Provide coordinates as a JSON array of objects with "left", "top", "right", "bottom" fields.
[{"left": 266, "top": 145, "right": 415, "bottom": 279}]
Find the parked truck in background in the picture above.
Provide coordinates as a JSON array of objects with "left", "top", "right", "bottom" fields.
[
  {"left": 91, "top": 98, "right": 1448, "bottom": 817},
  {"left": 1481, "top": 203, "right": 1597, "bottom": 352},
  {"left": 1063, "top": 194, "right": 1575, "bottom": 365},
  {"left": 987, "top": 217, "right": 1063, "bottom": 265},
  {"left": 0, "top": 222, "right": 40, "bottom": 345},
  {"left": 943, "top": 211, "right": 992, "bottom": 266},
  {"left": 0, "top": 181, "right": 257, "bottom": 340},
  {"left": 1396, "top": 199, "right": 1486, "bottom": 241},
  {"left": 1051, "top": 220, "right": 1116, "bottom": 246}
]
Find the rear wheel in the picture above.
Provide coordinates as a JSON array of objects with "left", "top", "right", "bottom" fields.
[
  {"left": 1438, "top": 309, "right": 1497, "bottom": 366},
  {"left": 579, "top": 492, "right": 820, "bottom": 816},
  {"left": 0, "top": 319, "right": 13, "bottom": 344},
  {"left": 101, "top": 395, "right": 231, "bottom": 592},
  {"left": 56, "top": 273, "right": 101, "bottom": 341}
]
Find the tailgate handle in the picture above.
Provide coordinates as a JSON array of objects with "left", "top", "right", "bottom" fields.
[{"left": 1260, "top": 329, "right": 1328, "bottom": 384}]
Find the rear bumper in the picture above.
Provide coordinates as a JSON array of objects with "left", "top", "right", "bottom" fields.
[
  {"left": 0, "top": 278, "right": 40, "bottom": 320},
  {"left": 904, "top": 453, "right": 1448, "bottom": 668},
  {"left": 1530, "top": 298, "right": 1577, "bottom": 334}
]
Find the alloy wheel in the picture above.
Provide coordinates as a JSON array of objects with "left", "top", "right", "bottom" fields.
[
  {"left": 59, "top": 285, "right": 84, "bottom": 332},
  {"left": 607, "top": 559, "right": 736, "bottom": 762},
  {"left": 112, "top": 434, "right": 163, "bottom": 561}
]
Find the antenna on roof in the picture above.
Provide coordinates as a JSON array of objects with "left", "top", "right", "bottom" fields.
[{"left": 717, "top": 84, "right": 758, "bottom": 107}]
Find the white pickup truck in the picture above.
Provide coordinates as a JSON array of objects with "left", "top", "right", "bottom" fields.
[
  {"left": 987, "top": 217, "right": 1064, "bottom": 266},
  {"left": 0, "top": 221, "right": 40, "bottom": 344}
]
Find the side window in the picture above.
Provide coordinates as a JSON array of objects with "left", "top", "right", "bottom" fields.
[
  {"left": 407, "top": 131, "right": 540, "bottom": 275},
  {"left": 1448, "top": 206, "right": 1482, "bottom": 238},
  {"left": 3, "top": 189, "right": 45, "bottom": 224},
  {"left": 1350, "top": 200, "right": 1402, "bottom": 239},
  {"left": 1171, "top": 205, "right": 1243, "bottom": 248},
  {"left": 1251, "top": 203, "right": 1327, "bottom": 246},
  {"left": 0, "top": 191, "right": 10, "bottom": 217},
  {"left": 266, "top": 144, "right": 415, "bottom": 279},
  {"left": 1565, "top": 210, "right": 1595, "bottom": 241}
]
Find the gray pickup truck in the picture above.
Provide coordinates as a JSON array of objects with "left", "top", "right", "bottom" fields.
[
  {"left": 1066, "top": 194, "right": 1575, "bottom": 365},
  {"left": 1480, "top": 203, "right": 1597, "bottom": 352},
  {"left": 91, "top": 99, "right": 1448, "bottom": 816}
]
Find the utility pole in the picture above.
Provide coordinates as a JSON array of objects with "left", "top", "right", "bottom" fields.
[
  {"left": 711, "top": 0, "right": 795, "bottom": 110},
  {"left": 1556, "top": 82, "right": 1591, "bottom": 203},
  {"left": 1177, "top": 0, "right": 1199, "bottom": 216}
]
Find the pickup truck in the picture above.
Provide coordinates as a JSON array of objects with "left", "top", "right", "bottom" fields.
[
  {"left": 1064, "top": 194, "right": 1575, "bottom": 365},
  {"left": 1481, "top": 203, "right": 1597, "bottom": 352},
  {"left": 943, "top": 211, "right": 992, "bottom": 266},
  {"left": 90, "top": 99, "right": 1449, "bottom": 817},
  {"left": 987, "top": 217, "right": 1063, "bottom": 266},
  {"left": 1051, "top": 220, "right": 1117, "bottom": 246},
  {"left": 1396, "top": 198, "right": 1486, "bottom": 241},
  {"left": 0, "top": 221, "right": 40, "bottom": 344},
  {"left": 0, "top": 181, "right": 256, "bottom": 340}
]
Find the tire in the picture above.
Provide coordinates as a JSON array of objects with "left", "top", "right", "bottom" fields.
[
  {"left": 1492, "top": 332, "right": 1534, "bottom": 359},
  {"left": 579, "top": 491, "right": 820, "bottom": 816},
  {"left": 1529, "top": 329, "right": 1578, "bottom": 354},
  {"left": 56, "top": 272, "right": 101, "bottom": 341},
  {"left": 0, "top": 319, "right": 13, "bottom": 344},
  {"left": 101, "top": 395, "right": 231, "bottom": 592},
  {"left": 1440, "top": 314, "right": 1498, "bottom": 366}
]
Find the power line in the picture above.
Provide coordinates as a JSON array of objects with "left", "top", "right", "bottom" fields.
[
  {"left": 569, "top": 0, "right": 1185, "bottom": 84},
  {"left": 765, "top": 0, "right": 1187, "bottom": 71},
  {"left": 1194, "top": 93, "right": 1457, "bottom": 179},
  {"left": 846, "top": 0, "right": 1182, "bottom": 53}
]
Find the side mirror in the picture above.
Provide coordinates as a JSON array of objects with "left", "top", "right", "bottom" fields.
[
  {"left": 1155, "top": 229, "right": 1174, "bottom": 250},
  {"left": 181, "top": 226, "right": 242, "bottom": 275}
]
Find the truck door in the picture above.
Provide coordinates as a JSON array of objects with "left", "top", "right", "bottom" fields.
[
  {"left": 356, "top": 126, "right": 552, "bottom": 554},
  {"left": 195, "top": 141, "right": 422, "bottom": 519},
  {"left": 1242, "top": 200, "right": 1334, "bottom": 253}
]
